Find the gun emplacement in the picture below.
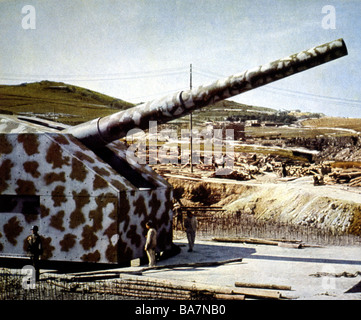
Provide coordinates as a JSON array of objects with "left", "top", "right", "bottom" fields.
[{"left": 65, "top": 38, "right": 347, "bottom": 149}]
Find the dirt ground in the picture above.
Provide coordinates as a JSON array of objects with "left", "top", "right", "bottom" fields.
[{"left": 167, "top": 170, "right": 361, "bottom": 238}]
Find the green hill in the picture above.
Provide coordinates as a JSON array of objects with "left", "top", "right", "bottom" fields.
[
  {"left": 194, "top": 100, "right": 277, "bottom": 122},
  {"left": 0, "top": 81, "right": 280, "bottom": 126},
  {"left": 0, "top": 81, "right": 134, "bottom": 125}
]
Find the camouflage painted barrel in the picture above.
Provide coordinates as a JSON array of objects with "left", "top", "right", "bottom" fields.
[
  {"left": 66, "top": 38, "right": 347, "bottom": 149},
  {"left": 0, "top": 38, "right": 348, "bottom": 265}
]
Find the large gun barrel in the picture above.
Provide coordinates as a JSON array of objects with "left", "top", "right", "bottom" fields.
[{"left": 66, "top": 38, "right": 347, "bottom": 149}]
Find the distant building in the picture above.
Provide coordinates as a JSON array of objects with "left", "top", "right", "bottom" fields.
[
  {"left": 205, "top": 121, "right": 245, "bottom": 141},
  {"left": 263, "top": 122, "right": 278, "bottom": 127},
  {"left": 245, "top": 120, "right": 261, "bottom": 127}
]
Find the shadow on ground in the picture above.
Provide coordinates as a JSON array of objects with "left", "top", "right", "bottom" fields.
[
  {"left": 165, "top": 241, "right": 256, "bottom": 264},
  {"left": 0, "top": 242, "right": 256, "bottom": 274}
]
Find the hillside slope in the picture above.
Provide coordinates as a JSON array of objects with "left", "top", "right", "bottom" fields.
[
  {"left": 0, "top": 81, "right": 134, "bottom": 125},
  {"left": 0, "top": 81, "right": 281, "bottom": 126}
]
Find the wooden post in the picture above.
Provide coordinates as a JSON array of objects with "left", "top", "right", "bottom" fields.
[{"left": 190, "top": 63, "right": 193, "bottom": 173}]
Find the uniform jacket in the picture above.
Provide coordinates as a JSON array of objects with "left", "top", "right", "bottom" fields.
[
  {"left": 184, "top": 216, "right": 197, "bottom": 233},
  {"left": 26, "top": 234, "right": 43, "bottom": 256},
  {"left": 145, "top": 228, "right": 157, "bottom": 251}
]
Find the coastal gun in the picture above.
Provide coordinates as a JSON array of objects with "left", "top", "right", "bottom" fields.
[
  {"left": 66, "top": 38, "right": 347, "bottom": 149},
  {"left": 0, "top": 39, "right": 347, "bottom": 265}
]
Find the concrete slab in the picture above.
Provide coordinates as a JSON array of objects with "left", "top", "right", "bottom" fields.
[
  {"left": 133, "top": 238, "right": 361, "bottom": 300},
  {"left": 4, "top": 236, "right": 361, "bottom": 300}
]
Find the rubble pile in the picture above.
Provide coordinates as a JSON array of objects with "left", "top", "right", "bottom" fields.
[
  {"left": 154, "top": 151, "right": 361, "bottom": 188},
  {"left": 209, "top": 168, "right": 251, "bottom": 180},
  {"left": 282, "top": 162, "right": 361, "bottom": 188},
  {"left": 285, "top": 136, "right": 361, "bottom": 162},
  {"left": 327, "top": 167, "right": 361, "bottom": 187},
  {"left": 141, "top": 127, "right": 361, "bottom": 188}
]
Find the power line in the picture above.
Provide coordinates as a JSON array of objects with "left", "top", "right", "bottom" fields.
[
  {"left": 193, "top": 68, "right": 225, "bottom": 79},
  {"left": 263, "top": 86, "right": 361, "bottom": 107},
  {"left": 0, "top": 66, "right": 189, "bottom": 82},
  {"left": 2, "top": 65, "right": 360, "bottom": 109},
  {"left": 193, "top": 67, "right": 361, "bottom": 108},
  {"left": 127, "top": 87, "right": 186, "bottom": 101}
]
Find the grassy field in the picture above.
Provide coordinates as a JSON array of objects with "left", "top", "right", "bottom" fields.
[
  {"left": 0, "top": 81, "right": 134, "bottom": 125},
  {"left": 246, "top": 125, "right": 358, "bottom": 139},
  {"left": 191, "top": 100, "right": 276, "bottom": 122},
  {"left": 302, "top": 117, "right": 361, "bottom": 132}
]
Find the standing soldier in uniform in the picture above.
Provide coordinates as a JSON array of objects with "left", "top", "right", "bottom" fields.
[
  {"left": 26, "top": 225, "right": 43, "bottom": 281},
  {"left": 144, "top": 221, "right": 157, "bottom": 267},
  {"left": 173, "top": 202, "right": 183, "bottom": 229},
  {"left": 184, "top": 211, "right": 197, "bottom": 252}
]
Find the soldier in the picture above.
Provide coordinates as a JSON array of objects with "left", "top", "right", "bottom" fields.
[
  {"left": 144, "top": 221, "right": 157, "bottom": 267},
  {"left": 282, "top": 163, "right": 287, "bottom": 177},
  {"left": 184, "top": 211, "right": 197, "bottom": 252},
  {"left": 173, "top": 202, "right": 183, "bottom": 229},
  {"left": 313, "top": 174, "right": 325, "bottom": 186},
  {"left": 26, "top": 225, "right": 43, "bottom": 281}
]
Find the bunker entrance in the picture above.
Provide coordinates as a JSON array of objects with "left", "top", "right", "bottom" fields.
[{"left": 0, "top": 195, "right": 40, "bottom": 215}]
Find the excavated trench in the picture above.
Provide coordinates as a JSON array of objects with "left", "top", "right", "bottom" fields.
[{"left": 168, "top": 175, "right": 361, "bottom": 244}]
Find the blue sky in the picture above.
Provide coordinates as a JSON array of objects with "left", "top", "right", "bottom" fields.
[{"left": 1, "top": 0, "right": 360, "bottom": 117}]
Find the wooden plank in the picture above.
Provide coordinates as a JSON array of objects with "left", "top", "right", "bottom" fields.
[
  {"left": 277, "top": 242, "right": 303, "bottom": 249},
  {"left": 214, "top": 237, "right": 304, "bottom": 248},
  {"left": 214, "top": 293, "right": 245, "bottom": 300},
  {"left": 235, "top": 282, "right": 292, "bottom": 291},
  {"left": 349, "top": 176, "right": 361, "bottom": 186},
  {"left": 213, "top": 237, "right": 279, "bottom": 246},
  {"left": 118, "top": 274, "right": 282, "bottom": 300},
  {"left": 269, "top": 238, "right": 302, "bottom": 243},
  {"left": 180, "top": 209, "right": 226, "bottom": 212},
  {"left": 231, "top": 287, "right": 281, "bottom": 299}
]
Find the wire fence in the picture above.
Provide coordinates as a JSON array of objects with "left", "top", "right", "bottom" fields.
[
  {"left": 0, "top": 269, "right": 139, "bottom": 300},
  {"left": 0, "top": 269, "right": 218, "bottom": 300},
  {"left": 173, "top": 210, "right": 361, "bottom": 247}
]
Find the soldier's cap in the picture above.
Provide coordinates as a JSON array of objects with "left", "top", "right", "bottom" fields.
[{"left": 31, "top": 225, "right": 39, "bottom": 231}]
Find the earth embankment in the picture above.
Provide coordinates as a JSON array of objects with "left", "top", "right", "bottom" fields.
[{"left": 168, "top": 174, "right": 361, "bottom": 237}]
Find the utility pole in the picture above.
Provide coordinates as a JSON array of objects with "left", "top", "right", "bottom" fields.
[{"left": 189, "top": 64, "right": 193, "bottom": 173}]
